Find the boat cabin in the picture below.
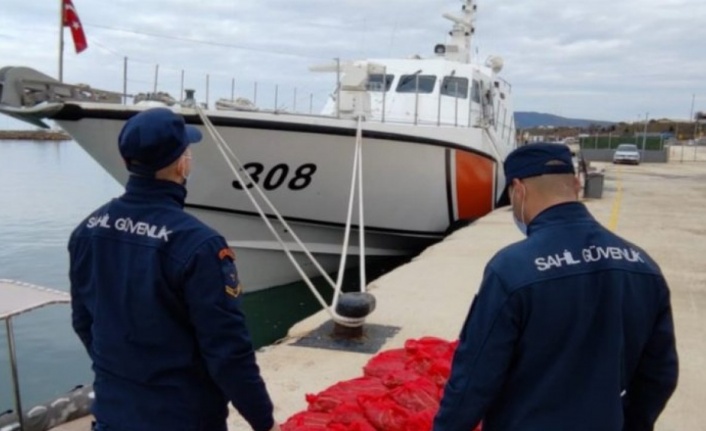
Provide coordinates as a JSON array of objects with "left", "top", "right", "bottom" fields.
[{"left": 318, "top": 57, "right": 515, "bottom": 145}]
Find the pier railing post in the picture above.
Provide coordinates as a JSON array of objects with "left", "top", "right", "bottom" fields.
[
  {"left": 336, "top": 58, "right": 341, "bottom": 119},
  {"left": 5, "top": 317, "right": 25, "bottom": 431},
  {"left": 205, "top": 74, "right": 210, "bottom": 109},
  {"left": 274, "top": 85, "right": 279, "bottom": 113},
  {"left": 382, "top": 68, "right": 387, "bottom": 124},
  {"left": 153, "top": 64, "right": 159, "bottom": 94},
  {"left": 454, "top": 81, "right": 459, "bottom": 127},
  {"left": 414, "top": 74, "right": 420, "bottom": 126}
]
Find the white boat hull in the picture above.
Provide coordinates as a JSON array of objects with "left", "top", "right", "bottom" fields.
[{"left": 54, "top": 106, "right": 502, "bottom": 293}]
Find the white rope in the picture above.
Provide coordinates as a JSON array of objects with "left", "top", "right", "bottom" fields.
[
  {"left": 194, "top": 107, "right": 369, "bottom": 326},
  {"left": 194, "top": 108, "right": 334, "bottom": 316},
  {"left": 332, "top": 115, "right": 367, "bottom": 307},
  {"left": 357, "top": 117, "right": 367, "bottom": 292},
  {"left": 195, "top": 108, "right": 336, "bottom": 288}
]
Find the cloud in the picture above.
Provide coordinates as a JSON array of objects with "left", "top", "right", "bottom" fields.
[{"left": 1, "top": 0, "right": 705, "bottom": 121}]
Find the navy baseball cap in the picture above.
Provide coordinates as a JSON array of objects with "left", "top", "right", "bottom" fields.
[
  {"left": 504, "top": 142, "right": 575, "bottom": 183},
  {"left": 118, "top": 108, "right": 202, "bottom": 176}
]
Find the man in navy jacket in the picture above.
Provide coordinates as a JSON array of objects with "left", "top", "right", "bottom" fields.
[
  {"left": 433, "top": 143, "right": 678, "bottom": 431},
  {"left": 68, "top": 108, "right": 280, "bottom": 431}
]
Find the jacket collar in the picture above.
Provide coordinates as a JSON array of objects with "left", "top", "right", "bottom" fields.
[
  {"left": 528, "top": 201, "right": 594, "bottom": 235},
  {"left": 122, "top": 175, "right": 187, "bottom": 208}
]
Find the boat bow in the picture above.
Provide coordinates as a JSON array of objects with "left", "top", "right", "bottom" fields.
[{"left": 0, "top": 65, "right": 121, "bottom": 128}]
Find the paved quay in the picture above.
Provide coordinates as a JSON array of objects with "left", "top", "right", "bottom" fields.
[{"left": 53, "top": 154, "right": 706, "bottom": 430}]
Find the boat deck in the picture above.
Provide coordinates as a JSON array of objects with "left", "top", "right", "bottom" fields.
[{"left": 53, "top": 154, "right": 706, "bottom": 430}]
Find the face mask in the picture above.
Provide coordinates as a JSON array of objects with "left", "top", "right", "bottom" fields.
[
  {"left": 513, "top": 213, "right": 527, "bottom": 236},
  {"left": 180, "top": 153, "right": 192, "bottom": 185},
  {"left": 511, "top": 183, "right": 527, "bottom": 236}
]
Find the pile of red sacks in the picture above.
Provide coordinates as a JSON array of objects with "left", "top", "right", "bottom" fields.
[{"left": 281, "top": 337, "right": 482, "bottom": 431}]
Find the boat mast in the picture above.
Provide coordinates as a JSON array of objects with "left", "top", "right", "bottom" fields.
[{"left": 439, "top": 0, "right": 477, "bottom": 64}]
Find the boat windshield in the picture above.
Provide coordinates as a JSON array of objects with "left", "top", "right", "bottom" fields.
[
  {"left": 396, "top": 75, "right": 437, "bottom": 93},
  {"left": 471, "top": 80, "right": 481, "bottom": 103},
  {"left": 440, "top": 76, "right": 469, "bottom": 98},
  {"left": 366, "top": 74, "right": 395, "bottom": 92}
]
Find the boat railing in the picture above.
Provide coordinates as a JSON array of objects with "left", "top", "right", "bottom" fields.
[
  {"left": 17, "top": 79, "right": 122, "bottom": 107},
  {"left": 205, "top": 81, "right": 485, "bottom": 130},
  {"left": 96, "top": 59, "right": 489, "bottom": 130},
  {"left": 1, "top": 66, "right": 504, "bottom": 146}
]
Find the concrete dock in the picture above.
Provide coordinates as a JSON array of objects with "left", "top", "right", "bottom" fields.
[{"left": 53, "top": 153, "right": 706, "bottom": 430}]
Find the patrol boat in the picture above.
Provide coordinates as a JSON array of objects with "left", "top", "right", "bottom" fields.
[{"left": 0, "top": 0, "right": 516, "bottom": 292}]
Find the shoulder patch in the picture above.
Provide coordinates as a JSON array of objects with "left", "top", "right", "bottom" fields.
[
  {"left": 219, "top": 248, "right": 241, "bottom": 299},
  {"left": 226, "top": 283, "right": 243, "bottom": 298},
  {"left": 218, "top": 247, "right": 236, "bottom": 261}
]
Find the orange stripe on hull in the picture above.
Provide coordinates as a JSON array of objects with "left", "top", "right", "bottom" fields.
[{"left": 455, "top": 151, "right": 495, "bottom": 220}]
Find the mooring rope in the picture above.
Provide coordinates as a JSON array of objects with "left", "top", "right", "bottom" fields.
[{"left": 194, "top": 107, "right": 369, "bottom": 326}]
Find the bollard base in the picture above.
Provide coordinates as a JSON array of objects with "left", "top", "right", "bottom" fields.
[
  {"left": 332, "top": 322, "right": 364, "bottom": 339},
  {"left": 292, "top": 320, "right": 400, "bottom": 354}
]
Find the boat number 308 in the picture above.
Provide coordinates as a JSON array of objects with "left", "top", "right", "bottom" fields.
[{"left": 231, "top": 162, "right": 318, "bottom": 191}]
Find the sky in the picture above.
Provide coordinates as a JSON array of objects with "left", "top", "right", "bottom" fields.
[{"left": 1, "top": 0, "right": 705, "bottom": 125}]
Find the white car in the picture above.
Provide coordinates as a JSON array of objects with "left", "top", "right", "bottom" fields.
[{"left": 613, "top": 143, "right": 641, "bottom": 165}]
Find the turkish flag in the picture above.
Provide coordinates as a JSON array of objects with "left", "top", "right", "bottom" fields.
[{"left": 62, "top": 0, "right": 88, "bottom": 54}]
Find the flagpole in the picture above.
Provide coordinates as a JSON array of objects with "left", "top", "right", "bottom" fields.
[{"left": 58, "top": 0, "right": 64, "bottom": 82}]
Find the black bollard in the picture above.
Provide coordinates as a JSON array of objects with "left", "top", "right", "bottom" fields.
[{"left": 333, "top": 292, "right": 376, "bottom": 338}]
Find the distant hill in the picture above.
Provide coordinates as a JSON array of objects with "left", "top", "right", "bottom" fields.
[{"left": 515, "top": 112, "right": 614, "bottom": 129}]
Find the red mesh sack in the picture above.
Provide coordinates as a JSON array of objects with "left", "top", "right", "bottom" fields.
[
  {"left": 306, "top": 377, "right": 387, "bottom": 413},
  {"left": 363, "top": 348, "right": 408, "bottom": 378},
  {"left": 404, "top": 409, "right": 436, "bottom": 430},
  {"left": 426, "top": 357, "right": 454, "bottom": 387},
  {"left": 327, "top": 402, "right": 377, "bottom": 431},
  {"left": 404, "top": 337, "right": 455, "bottom": 356},
  {"left": 328, "top": 423, "right": 377, "bottom": 431},
  {"left": 380, "top": 369, "right": 421, "bottom": 389},
  {"left": 388, "top": 377, "right": 440, "bottom": 411},
  {"left": 280, "top": 411, "right": 332, "bottom": 431},
  {"left": 405, "top": 338, "right": 458, "bottom": 385},
  {"left": 285, "top": 337, "right": 462, "bottom": 431},
  {"left": 359, "top": 393, "right": 412, "bottom": 431},
  {"left": 327, "top": 402, "right": 371, "bottom": 428}
]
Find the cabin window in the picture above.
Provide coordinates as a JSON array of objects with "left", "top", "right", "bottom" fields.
[
  {"left": 366, "top": 74, "right": 394, "bottom": 92},
  {"left": 396, "top": 74, "right": 437, "bottom": 93},
  {"left": 471, "top": 80, "right": 481, "bottom": 103},
  {"left": 440, "top": 77, "right": 469, "bottom": 98}
]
